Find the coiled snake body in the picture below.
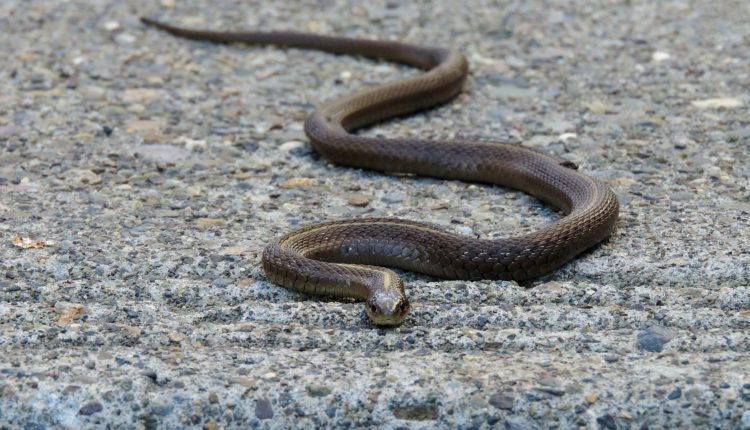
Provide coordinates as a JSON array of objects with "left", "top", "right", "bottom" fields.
[{"left": 142, "top": 18, "right": 619, "bottom": 326}]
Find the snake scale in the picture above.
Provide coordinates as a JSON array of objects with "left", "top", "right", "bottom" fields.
[{"left": 141, "top": 17, "right": 619, "bottom": 326}]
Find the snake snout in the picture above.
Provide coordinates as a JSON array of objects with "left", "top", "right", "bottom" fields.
[{"left": 365, "top": 292, "right": 410, "bottom": 327}]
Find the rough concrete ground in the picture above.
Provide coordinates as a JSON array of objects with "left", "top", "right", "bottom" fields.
[{"left": 1, "top": 0, "right": 749, "bottom": 428}]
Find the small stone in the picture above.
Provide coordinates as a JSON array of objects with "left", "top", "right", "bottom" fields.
[
  {"left": 582, "top": 100, "right": 610, "bottom": 114},
  {"left": 279, "top": 177, "right": 315, "bottom": 188},
  {"left": 150, "top": 400, "right": 172, "bottom": 416},
  {"left": 670, "top": 191, "right": 693, "bottom": 202},
  {"left": 10, "top": 236, "right": 55, "bottom": 250},
  {"left": 455, "top": 225, "right": 473, "bottom": 236},
  {"left": 177, "top": 136, "right": 207, "bottom": 152},
  {"left": 505, "top": 417, "right": 535, "bottom": 430},
  {"left": 142, "top": 370, "right": 157, "bottom": 382},
  {"left": 61, "top": 169, "right": 102, "bottom": 186},
  {"left": 346, "top": 194, "right": 370, "bottom": 207},
  {"left": 596, "top": 414, "right": 618, "bottom": 430},
  {"left": 585, "top": 393, "right": 598, "bottom": 404},
  {"left": 535, "top": 386, "right": 565, "bottom": 396},
  {"left": 488, "top": 393, "right": 514, "bottom": 410},
  {"left": 125, "top": 119, "right": 167, "bottom": 135},
  {"left": 255, "top": 398, "right": 274, "bottom": 419},
  {"left": 80, "top": 85, "right": 107, "bottom": 100},
  {"left": 637, "top": 326, "right": 677, "bottom": 352},
  {"left": 186, "top": 186, "right": 203, "bottom": 196},
  {"left": 121, "top": 88, "right": 165, "bottom": 104},
  {"left": 0, "top": 124, "right": 22, "bottom": 139},
  {"left": 614, "top": 177, "right": 637, "bottom": 187},
  {"left": 221, "top": 246, "right": 248, "bottom": 256},
  {"left": 305, "top": 384, "right": 332, "bottom": 397},
  {"left": 78, "top": 401, "right": 103, "bottom": 415},
  {"left": 133, "top": 144, "right": 190, "bottom": 163},
  {"left": 233, "top": 171, "right": 252, "bottom": 180},
  {"left": 1, "top": 283, "right": 20, "bottom": 292},
  {"left": 741, "top": 410, "right": 750, "bottom": 428},
  {"left": 102, "top": 21, "right": 120, "bottom": 31},
  {"left": 525, "top": 135, "right": 556, "bottom": 148},
  {"left": 56, "top": 305, "right": 84, "bottom": 326},
  {"left": 227, "top": 377, "right": 257, "bottom": 388},
  {"left": 114, "top": 33, "right": 136, "bottom": 45},
  {"left": 691, "top": 98, "right": 743, "bottom": 109},
  {"left": 279, "top": 140, "right": 305, "bottom": 152},
  {"left": 667, "top": 387, "right": 682, "bottom": 400},
  {"left": 651, "top": 51, "right": 671, "bottom": 62},
  {"left": 487, "top": 85, "right": 536, "bottom": 99},
  {"left": 167, "top": 332, "right": 185, "bottom": 343},
  {"left": 392, "top": 404, "right": 439, "bottom": 421},
  {"left": 194, "top": 218, "right": 226, "bottom": 227},
  {"left": 382, "top": 192, "right": 405, "bottom": 204},
  {"left": 208, "top": 392, "right": 219, "bottom": 404}
]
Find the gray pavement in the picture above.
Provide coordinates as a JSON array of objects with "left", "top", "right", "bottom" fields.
[{"left": 1, "top": 0, "right": 748, "bottom": 428}]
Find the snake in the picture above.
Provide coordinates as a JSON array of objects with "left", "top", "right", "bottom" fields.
[{"left": 141, "top": 17, "right": 619, "bottom": 326}]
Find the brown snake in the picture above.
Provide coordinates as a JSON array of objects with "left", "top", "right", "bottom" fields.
[{"left": 142, "top": 18, "right": 619, "bottom": 326}]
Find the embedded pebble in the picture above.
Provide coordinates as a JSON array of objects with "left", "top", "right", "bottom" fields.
[
  {"left": 488, "top": 393, "right": 515, "bottom": 410},
  {"left": 392, "top": 404, "right": 439, "bottom": 421},
  {"left": 78, "top": 402, "right": 103, "bottom": 416},
  {"left": 279, "top": 177, "right": 315, "bottom": 188},
  {"left": 306, "top": 384, "right": 332, "bottom": 397},
  {"left": 102, "top": 21, "right": 120, "bottom": 31},
  {"left": 279, "top": 140, "right": 305, "bottom": 152},
  {"left": 346, "top": 193, "right": 370, "bottom": 207},
  {"left": 131, "top": 144, "right": 190, "bottom": 163},
  {"left": 637, "top": 326, "right": 677, "bottom": 352},
  {"left": 691, "top": 98, "right": 743, "bottom": 109},
  {"left": 651, "top": 51, "right": 671, "bottom": 62},
  {"left": 125, "top": 119, "right": 167, "bottom": 134},
  {"left": 0, "top": 124, "right": 22, "bottom": 139},
  {"left": 120, "top": 88, "right": 165, "bottom": 103},
  {"left": 61, "top": 168, "right": 102, "bottom": 186},
  {"left": 382, "top": 191, "right": 406, "bottom": 203},
  {"left": 254, "top": 398, "right": 274, "bottom": 419}
]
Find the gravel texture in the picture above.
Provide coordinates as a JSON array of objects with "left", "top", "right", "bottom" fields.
[{"left": 1, "top": 0, "right": 749, "bottom": 428}]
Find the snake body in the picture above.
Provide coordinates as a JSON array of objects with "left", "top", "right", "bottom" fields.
[{"left": 142, "top": 18, "right": 619, "bottom": 326}]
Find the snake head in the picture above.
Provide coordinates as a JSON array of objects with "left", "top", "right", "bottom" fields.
[{"left": 365, "top": 290, "right": 410, "bottom": 327}]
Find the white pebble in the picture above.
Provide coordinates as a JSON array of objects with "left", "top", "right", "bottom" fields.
[
  {"left": 114, "top": 33, "right": 136, "bottom": 45},
  {"left": 559, "top": 133, "right": 577, "bottom": 141},
  {"left": 280, "top": 140, "right": 305, "bottom": 152},
  {"left": 102, "top": 20, "right": 120, "bottom": 31},
  {"left": 651, "top": 51, "right": 670, "bottom": 62},
  {"left": 691, "top": 98, "right": 743, "bottom": 109},
  {"left": 178, "top": 137, "right": 207, "bottom": 152}
]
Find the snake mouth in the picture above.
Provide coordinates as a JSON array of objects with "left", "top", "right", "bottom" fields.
[
  {"left": 365, "top": 298, "right": 410, "bottom": 327},
  {"left": 366, "top": 311, "right": 407, "bottom": 327}
]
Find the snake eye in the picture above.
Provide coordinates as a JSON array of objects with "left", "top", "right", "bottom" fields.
[{"left": 368, "top": 303, "right": 378, "bottom": 314}]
